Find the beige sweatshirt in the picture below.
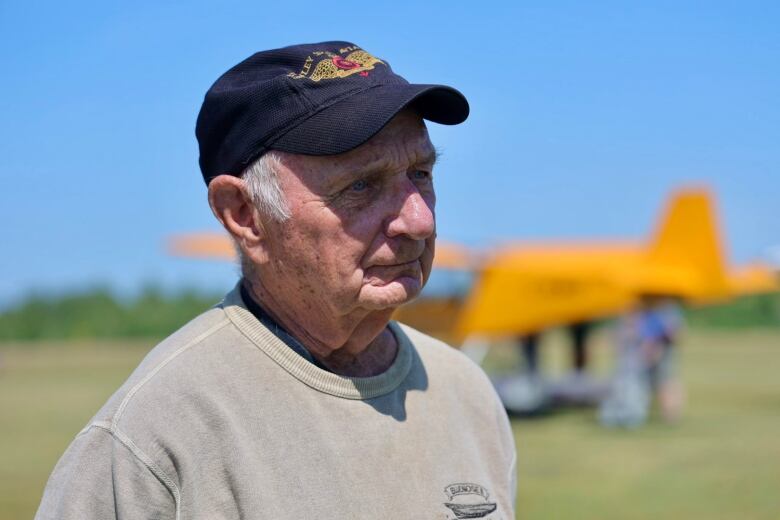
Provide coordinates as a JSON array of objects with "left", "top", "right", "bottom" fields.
[{"left": 36, "top": 286, "right": 517, "bottom": 519}]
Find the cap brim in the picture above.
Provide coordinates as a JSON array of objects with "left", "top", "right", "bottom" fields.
[{"left": 268, "top": 83, "right": 469, "bottom": 156}]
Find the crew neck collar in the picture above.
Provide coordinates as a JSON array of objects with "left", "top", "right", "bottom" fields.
[{"left": 222, "top": 284, "right": 413, "bottom": 400}]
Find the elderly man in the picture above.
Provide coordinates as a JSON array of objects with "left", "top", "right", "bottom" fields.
[{"left": 37, "top": 42, "right": 516, "bottom": 519}]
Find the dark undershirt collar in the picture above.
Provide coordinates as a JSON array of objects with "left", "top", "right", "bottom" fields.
[{"left": 239, "top": 282, "right": 329, "bottom": 371}]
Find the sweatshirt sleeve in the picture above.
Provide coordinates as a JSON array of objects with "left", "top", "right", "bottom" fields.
[
  {"left": 491, "top": 379, "right": 518, "bottom": 515},
  {"left": 35, "top": 423, "right": 176, "bottom": 520}
]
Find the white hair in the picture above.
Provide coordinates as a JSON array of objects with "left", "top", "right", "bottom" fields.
[
  {"left": 236, "top": 151, "right": 290, "bottom": 278},
  {"left": 241, "top": 151, "right": 291, "bottom": 222}
]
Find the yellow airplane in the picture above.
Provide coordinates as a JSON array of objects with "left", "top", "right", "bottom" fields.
[
  {"left": 169, "top": 187, "right": 778, "bottom": 345},
  {"left": 399, "top": 187, "right": 778, "bottom": 343}
]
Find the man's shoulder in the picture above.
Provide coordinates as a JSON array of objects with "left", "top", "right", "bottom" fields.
[
  {"left": 393, "top": 321, "right": 494, "bottom": 390},
  {"left": 37, "top": 301, "right": 244, "bottom": 518},
  {"left": 85, "top": 299, "right": 242, "bottom": 429}
]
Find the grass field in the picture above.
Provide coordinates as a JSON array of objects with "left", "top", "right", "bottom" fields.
[{"left": 1, "top": 329, "right": 779, "bottom": 519}]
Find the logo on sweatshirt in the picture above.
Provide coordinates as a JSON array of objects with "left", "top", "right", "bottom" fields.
[{"left": 442, "top": 482, "right": 497, "bottom": 519}]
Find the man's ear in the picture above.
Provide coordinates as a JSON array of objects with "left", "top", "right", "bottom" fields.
[{"left": 208, "top": 175, "right": 270, "bottom": 264}]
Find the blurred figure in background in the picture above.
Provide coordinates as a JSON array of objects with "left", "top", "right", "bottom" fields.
[{"left": 599, "top": 295, "right": 685, "bottom": 428}]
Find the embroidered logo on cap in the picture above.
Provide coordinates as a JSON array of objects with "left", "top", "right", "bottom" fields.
[{"left": 287, "top": 45, "right": 384, "bottom": 82}]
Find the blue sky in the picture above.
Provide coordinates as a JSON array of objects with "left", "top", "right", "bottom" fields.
[{"left": 1, "top": 0, "right": 778, "bottom": 306}]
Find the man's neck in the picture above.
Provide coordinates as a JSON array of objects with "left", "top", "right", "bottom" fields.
[{"left": 242, "top": 278, "right": 398, "bottom": 377}]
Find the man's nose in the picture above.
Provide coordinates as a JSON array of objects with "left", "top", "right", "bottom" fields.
[{"left": 384, "top": 179, "right": 435, "bottom": 240}]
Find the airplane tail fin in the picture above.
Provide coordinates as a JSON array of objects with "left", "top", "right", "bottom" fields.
[{"left": 641, "top": 187, "right": 730, "bottom": 299}]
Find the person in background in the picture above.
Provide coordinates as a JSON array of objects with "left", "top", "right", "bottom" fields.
[{"left": 599, "top": 295, "right": 685, "bottom": 427}]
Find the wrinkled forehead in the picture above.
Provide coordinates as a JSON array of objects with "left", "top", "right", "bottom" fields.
[{"left": 277, "top": 110, "right": 435, "bottom": 188}]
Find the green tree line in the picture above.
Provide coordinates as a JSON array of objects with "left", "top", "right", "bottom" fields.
[
  {"left": 685, "top": 291, "right": 780, "bottom": 329},
  {"left": 0, "top": 287, "right": 778, "bottom": 341},
  {"left": 0, "top": 287, "right": 222, "bottom": 340}
]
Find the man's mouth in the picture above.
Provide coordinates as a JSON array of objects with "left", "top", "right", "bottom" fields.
[
  {"left": 364, "top": 258, "right": 422, "bottom": 285},
  {"left": 375, "top": 258, "right": 420, "bottom": 268}
]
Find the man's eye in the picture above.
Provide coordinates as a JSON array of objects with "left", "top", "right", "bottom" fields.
[
  {"left": 350, "top": 179, "right": 368, "bottom": 191},
  {"left": 411, "top": 170, "right": 431, "bottom": 181}
]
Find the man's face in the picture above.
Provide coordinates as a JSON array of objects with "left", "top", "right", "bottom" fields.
[{"left": 259, "top": 111, "right": 437, "bottom": 322}]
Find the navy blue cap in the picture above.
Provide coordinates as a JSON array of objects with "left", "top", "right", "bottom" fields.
[{"left": 196, "top": 41, "right": 469, "bottom": 185}]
